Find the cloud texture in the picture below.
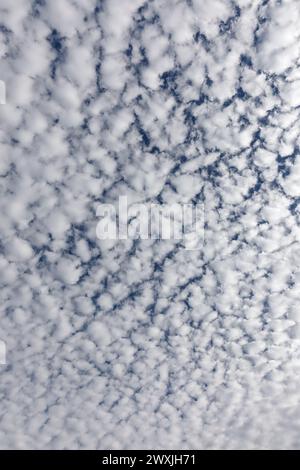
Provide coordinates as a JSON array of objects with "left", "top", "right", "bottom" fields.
[{"left": 1, "top": 0, "right": 300, "bottom": 449}]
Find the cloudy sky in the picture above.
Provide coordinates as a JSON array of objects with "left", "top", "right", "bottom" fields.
[{"left": 1, "top": 0, "right": 300, "bottom": 450}]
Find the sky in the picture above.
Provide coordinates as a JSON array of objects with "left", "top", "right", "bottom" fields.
[{"left": 1, "top": 0, "right": 300, "bottom": 449}]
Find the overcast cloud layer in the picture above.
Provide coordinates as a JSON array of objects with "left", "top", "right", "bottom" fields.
[{"left": 1, "top": 0, "right": 300, "bottom": 449}]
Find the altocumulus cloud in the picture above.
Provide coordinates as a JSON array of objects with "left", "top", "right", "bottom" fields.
[{"left": 1, "top": 0, "right": 300, "bottom": 450}]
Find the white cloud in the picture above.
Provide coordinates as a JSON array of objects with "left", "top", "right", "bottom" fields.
[{"left": 1, "top": 0, "right": 300, "bottom": 451}]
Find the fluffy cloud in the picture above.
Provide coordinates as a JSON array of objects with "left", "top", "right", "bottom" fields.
[{"left": 1, "top": 0, "right": 300, "bottom": 451}]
